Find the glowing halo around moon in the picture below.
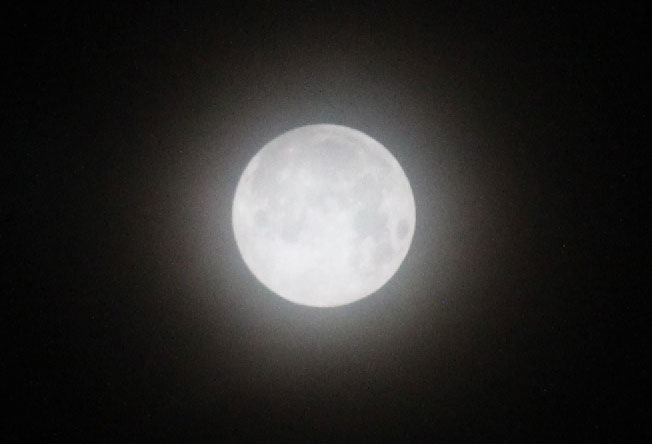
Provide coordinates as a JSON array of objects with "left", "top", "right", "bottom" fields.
[{"left": 232, "top": 124, "right": 415, "bottom": 307}]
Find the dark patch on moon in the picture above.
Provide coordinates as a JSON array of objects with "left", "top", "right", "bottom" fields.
[
  {"left": 396, "top": 219, "right": 409, "bottom": 240},
  {"left": 308, "top": 138, "right": 358, "bottom": 180},
  {"left": 254, "top": 210, "right": 268, "bottom": 227},
  {"left": 352, "top": 174, "right": 382, "bottom": 207},
  {"left": 249, "top": 145, "right": 298, "bottom": 198},
  {"left": 353, "top": 208, "right": 388, "bottom": 237},
  {"left": 374, "top": 242, "right": 395, "bottom": 265},
  {"left": 280, "top": 224, "right": 300, "bottom": 243},
  {"left": 279, "top": 215, "right": 305, "bottom": 243}
]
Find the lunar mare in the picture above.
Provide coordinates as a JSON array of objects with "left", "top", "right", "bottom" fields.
[{"left": 232, "top": 124, "right": 415, "bottom": 307}]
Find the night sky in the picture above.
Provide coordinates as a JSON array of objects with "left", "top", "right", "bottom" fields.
[{"left": 8, "top": 2, "right": 646, "bottom": 442}]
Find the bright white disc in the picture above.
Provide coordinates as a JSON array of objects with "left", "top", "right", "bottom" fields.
[{"left": 232, "top": 124, "right": 415, "bottom": 307}]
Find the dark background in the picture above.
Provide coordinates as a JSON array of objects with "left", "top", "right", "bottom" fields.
[{"left": 7, "top": 2, "right": 647, "bottom": 442}]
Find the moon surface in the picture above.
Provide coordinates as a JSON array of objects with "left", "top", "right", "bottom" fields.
[{"left": 232, "top": 124, "right": 415, "bottom": 307}]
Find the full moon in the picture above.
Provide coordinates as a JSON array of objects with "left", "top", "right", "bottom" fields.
[{"left": 232, "top": 124, "right": 415, "bottom": 307}]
